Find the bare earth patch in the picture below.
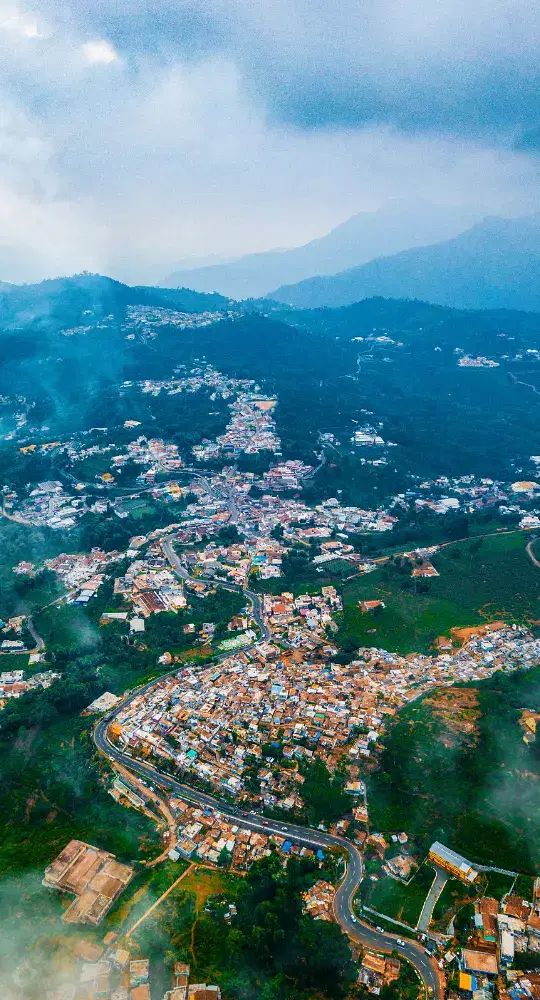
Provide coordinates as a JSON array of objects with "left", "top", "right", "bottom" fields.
[{"left": 422, "top": 688, "right": 480, "bottom": 748}]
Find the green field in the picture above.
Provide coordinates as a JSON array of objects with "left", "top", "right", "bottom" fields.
[
  {"left": 336, "top": 531, "right": 540, "bottom": 655},
  {"left": 432, "top": 879, "right": 478, "bottom": 926},
  {"left": 366, "top": 864, "right": 435, "bottom": 926}
]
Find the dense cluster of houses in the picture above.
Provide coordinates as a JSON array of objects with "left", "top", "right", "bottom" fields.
[
  {"left": 302, "top": 879, "right": 336, "bottom": 920},
  {"left": 4, "top": 479, "right": 88, "bottom": 530},
  {"left": 48, "top": 951, "right": 221, "bottom": 1000},
  {"left": 0, "top": 667, "right": 59, "bottom": 708},
  {"left": 167, "top": 798, "right": 316, "bottom": 869},
  {"left": 107, "top": 573, "right": 540, "bottom": 811},
  {"left": 359, "top": 950, "right": 401, "bottom": 994},
  {"left": 123, "top": 304, "right": 234, "bottom": 336},
  {"left": 45, "top": 549, "right": 123, "bottom": 604},
  {"left": 114, "top": 541, "right": 187, "bottom": 617},
  {"left": 446, "top": 884, "right": 540, "bottom": 1000},
  {"left": 193, "top": 392, "right": 281, "bottom": 461},
  {"left": 134, "top": 363, "right": 250, "bottom": 401},
  {"left": 8, "top": 357, "right": 540, "bottom": 538}
]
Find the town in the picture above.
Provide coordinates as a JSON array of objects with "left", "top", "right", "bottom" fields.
[
  {"left": 2, "top": 357, "right": 540, "bottom": 1000},
  {"left": 2, "top": 362, "right": 540, "bottom": 537}
]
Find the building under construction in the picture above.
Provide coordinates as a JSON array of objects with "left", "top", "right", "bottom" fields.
[{"left": 43, "top": 839, "right": 134, "bottom": 925}]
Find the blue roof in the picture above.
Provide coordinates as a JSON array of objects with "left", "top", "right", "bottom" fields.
[
  {"left": 282, "top": 841, "right": 292, "bottom": 852},
  {"left": 317, "top": 849, "right": 325, "bottom": 860}
]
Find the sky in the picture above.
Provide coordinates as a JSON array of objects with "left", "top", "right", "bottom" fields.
[{"left": 1, "top": 0, "right": 540, "bottom": 283}]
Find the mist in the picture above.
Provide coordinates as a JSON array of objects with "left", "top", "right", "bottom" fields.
[{"left": 0, "top": 0, "right": 540, "bottom": 282}]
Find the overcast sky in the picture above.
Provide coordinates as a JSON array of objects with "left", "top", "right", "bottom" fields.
[{"left": 2, "top": 0, "right": 540, "bottom": 282}]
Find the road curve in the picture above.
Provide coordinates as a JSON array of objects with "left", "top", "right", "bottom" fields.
[
  {"left": 161, "top": 536, "right": 270, "bottom": 641},
  {"left": 94, "top": 690, "right": 441, "bottom": 998},
  {"left": 526, "top": 537, "right": 540, "bottom": 568},
  {"left": 93, "top": 537, "right": 442, "bottom": 998}
]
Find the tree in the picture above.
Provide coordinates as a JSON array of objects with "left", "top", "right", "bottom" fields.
[
  {"left": 218, "top": 846, "right": 232, "bottom": 869},
  {"left": 231, "top": 854, "right": 356, "bottom": 996},
  {"left": 302, "top": 759, "right": 349, "bottom": 826}
]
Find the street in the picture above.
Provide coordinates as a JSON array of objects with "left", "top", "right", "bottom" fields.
[{"left": 94, "top": 688, "right": 441, "bottom": 999}]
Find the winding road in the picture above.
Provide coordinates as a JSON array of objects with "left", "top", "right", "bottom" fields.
[
  {"left": 526, "top": 537, "right": 540, "bottom": 568},
  {"left": 94, "top": 700, "right": 440, "bottom": 997},
  {"left": 93, "top": 533, "right": 442, "bottom": 996},
  {"left": 161, "top": 536, "right": 270, "bottom": 640}
]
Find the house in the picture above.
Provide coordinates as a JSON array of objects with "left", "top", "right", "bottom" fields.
[
  {"left": 460, "top": 949, "right": 498, "bottom": 976},
  {"left": 359, "top": 600, "right": 385, "bottom": 614},
  {"left": 475, "top": 897, "right": 498, "bottom": 943}
]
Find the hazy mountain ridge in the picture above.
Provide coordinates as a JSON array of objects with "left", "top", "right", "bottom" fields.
[
  {"left": 0, "top": 273, "right": 233, "bottom": 331},
  {"left": 160, "top": 200, "right": 481, "bottom": 299},
  {"left": 269, "top": 213, "right": 540, "bottom": 311},
  {"left": 1, "top": 277, "right": 540, "bottom": 489}
]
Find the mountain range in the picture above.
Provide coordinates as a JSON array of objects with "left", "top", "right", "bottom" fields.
[
  {"left": 270, "top": 213, "right": 540, "bottom": 311},
  {"left": 160, "top": 199, "right": 481, "bottom": 300}
]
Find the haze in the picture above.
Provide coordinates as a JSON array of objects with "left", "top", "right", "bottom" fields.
[{"left": 2, "top": 0, "right": 540, "bottom": 283}]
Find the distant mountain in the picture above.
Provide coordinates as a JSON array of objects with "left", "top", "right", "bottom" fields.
[
  {"left": 160, "top": 200, "right": 482, "bottom": 299},
  {"left": 269, "top": 213, "right": 540, "bottom": 311},
  {"left": 164, "top": 253, "right": 238, "bottom": 271}
]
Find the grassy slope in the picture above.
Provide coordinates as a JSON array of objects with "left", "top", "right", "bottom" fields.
[
  {"left": 337, "top": 531, "right": 540, "bottom": 654},
  {"left": 0, "top": 716, "right": 159, "bottom": 875},
  {"left": 367, "top": 864, "right": 435, "bottom": 925},
  {"left": 368, "top": 664, "right": 540, "bottom": 872}
]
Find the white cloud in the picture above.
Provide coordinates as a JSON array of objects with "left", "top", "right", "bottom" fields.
[
  {"left": 81, "top": 38, "right": 117, "bottom": 63},
  {"left": 0, "top": 4, "right": 44, "bottom": 38},
  {"left": 0, "top": 99, "right": 107, "bottom": 281},
  {"left": 0, "top": 1, "right": 538, "bottom": 283}
]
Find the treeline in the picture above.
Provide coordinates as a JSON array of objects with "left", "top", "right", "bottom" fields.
[
  {"left": 368, "top": 666, "right": 540, "bottom": 872},
  {"left": 207, "top": 853, "right": 356, "bottom": 999},
  {"left": 0, "top": 654, "right": 103, "bottom": 737}
]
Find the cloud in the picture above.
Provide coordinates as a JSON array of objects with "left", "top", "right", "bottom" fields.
[
  {"left": 31, "top": 0, "right": 540, "bottom": 142},
  {"left": 81, "top": 38, "right": 118, "bottom": 64},
  {"left": 0, "top": 0, "right": 539, "bottom": 282},
  {"left": 0, "top": 7, "right": 42, "bottom": 38},
  {"left": 207, "top": 0, "right": 540, "bottom": 143}
]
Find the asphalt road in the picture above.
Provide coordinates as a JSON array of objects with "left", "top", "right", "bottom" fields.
[
  {"left": 94, "top": 533, "right": 442, "bottom": 997},
  {"left": 161, "top": 537, "right": 270, "bottom": 641},
  {"left": 94, "top": 686, "right": 441, "bottom": 998}
]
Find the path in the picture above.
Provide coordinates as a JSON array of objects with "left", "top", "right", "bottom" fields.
[
  {"left": 345, "top": 525, "right": 533, "bottom": 582},
  {"left": 125, "top": 863, "right": 196, "bottom": 938},
  {"left": 26, "top": 618, "right": 44, "bottom": 651},
  {"left": 417, "top": 870, "right": 449, "bottom": 933},
  {"left": 526, "top": 537, "right": 540, "bottom": 568},
  {"left": 0, "top": 616, "right": 45, "bottom": 657},
  {"left": 0, "top": 497, "right": 31, "bottom": 525},
  {"left": 109, "top": 760, "right": 177, "bottom": 867},
  {"left": 509, "top": 372, "right": 540, "bottom": 397}
]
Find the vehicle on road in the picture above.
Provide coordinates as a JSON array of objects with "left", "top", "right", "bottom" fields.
[{"left": 397, "top": 938, "right": 405, "bottom": 946}]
